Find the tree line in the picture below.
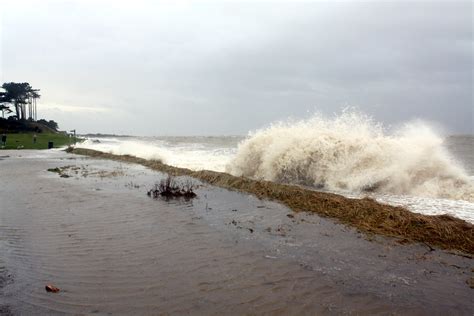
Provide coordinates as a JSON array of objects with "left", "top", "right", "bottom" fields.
[{"left": 0, "top": 82, "right": 41, "bottom": 120}]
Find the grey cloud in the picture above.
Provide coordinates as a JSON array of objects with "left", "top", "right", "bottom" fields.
[{"left": 1, "top": 1, "right": 472, "bottom": 135}]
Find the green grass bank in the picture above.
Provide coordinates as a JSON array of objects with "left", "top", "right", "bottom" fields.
[{"left": 0, "top": 132, "right": 79, "bottom": 149}]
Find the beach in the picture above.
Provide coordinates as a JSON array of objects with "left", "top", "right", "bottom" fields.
[
  {"left": 78, "top": 133, "right": 474, "bottom": 224},
  {"left": 0, "top": 150, "right": 472, "bottom": 315}
]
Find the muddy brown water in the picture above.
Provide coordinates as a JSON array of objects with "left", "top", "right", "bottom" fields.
[{"left": 0, "top": 150, "right": 472, "bottom": 315}]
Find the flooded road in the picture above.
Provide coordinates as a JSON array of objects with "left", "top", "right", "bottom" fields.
[{"left": 0, "top": 151, "right": 472, "bottom": 315}]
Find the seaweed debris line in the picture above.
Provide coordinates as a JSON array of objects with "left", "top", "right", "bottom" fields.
[{"left": 68, "top": 147, "right": 474, "bottom": 254}]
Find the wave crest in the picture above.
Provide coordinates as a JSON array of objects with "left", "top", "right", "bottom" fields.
[
  {"left": 78, "top": 139, "right": 166, "bottom": 162},
  {"left": 226, "top": 111, "right": 474, "bottom": 201}
]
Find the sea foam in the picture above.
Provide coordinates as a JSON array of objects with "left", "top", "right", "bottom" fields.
[
  {"left": 79, "top": 138, "right": 167, "bottom": 162},
  {"left": 226, "top": 111, "right": 474, "bottom": 202}
]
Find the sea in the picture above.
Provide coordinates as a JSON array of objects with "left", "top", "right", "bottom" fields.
[{"left": 77, "top": 113, "right": 474, "bottom": 223}]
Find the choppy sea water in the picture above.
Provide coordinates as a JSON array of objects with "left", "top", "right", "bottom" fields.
[{"left": 78, "top": 134, "right": 474, "bottom": 223}]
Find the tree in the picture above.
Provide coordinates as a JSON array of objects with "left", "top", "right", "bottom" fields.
[
  {"left": 37, "top": 119, "right": 59, "bottom": 131},
  {"left": 30, "top": 89, "right": 41, "bottom": 120},
  {"left": 0, "top": 82, "right": 41, "bottom": 120},
  {"left": 0, "top": 104, "right": 12, "bottom": 119},
  {"left": 0, "top": 90, "right": 12, "bottom": 118}
]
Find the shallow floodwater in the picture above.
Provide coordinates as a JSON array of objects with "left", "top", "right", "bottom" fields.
[
  {"left": 0, "top": 151, "right": 472, "bottom": 315},
  {"left": 78, "top": 134, "right": 474, "bottom": 224}
]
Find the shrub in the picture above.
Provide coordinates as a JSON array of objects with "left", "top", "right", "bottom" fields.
[{"left": 147, "top": 176, "right": 196, "bottom": 199}]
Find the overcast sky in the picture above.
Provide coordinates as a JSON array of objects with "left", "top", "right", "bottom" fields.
[{"left": 0, "top": 0, "right": 472, "bottom": 135}]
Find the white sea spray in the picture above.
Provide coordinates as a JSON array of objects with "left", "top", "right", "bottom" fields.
[{"left": 227, "top": 111, "right": 474, "bottom": 202}]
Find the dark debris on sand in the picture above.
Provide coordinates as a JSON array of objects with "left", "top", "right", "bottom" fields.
[{"left": 147, "top": 175, "right": 197, "bottom": 199}]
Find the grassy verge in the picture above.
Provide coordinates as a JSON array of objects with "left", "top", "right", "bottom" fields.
[
  {"left": 68, "top": 147, "right": 474, "bottom": 254},
  {"left": 0, "top": 133, "right": 80, "bottom": 149}
]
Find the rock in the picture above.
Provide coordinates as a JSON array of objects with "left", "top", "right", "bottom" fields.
[{"left": 45, "top": 284, "right": 60, "bottom": 293}]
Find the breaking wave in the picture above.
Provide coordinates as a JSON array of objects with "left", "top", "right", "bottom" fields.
[
  {"left": 77, "top": 138, "right": 235, "bottom": 171},
  {"left": 78, "top": 138, "right": 167, "bottom": 162},
  {"left": 226, "top": 111, "right": 474, "bottom": 202}
]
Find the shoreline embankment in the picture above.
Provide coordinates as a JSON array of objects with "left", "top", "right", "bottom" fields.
[{"left": 68, "top": 147, "right": 474, "bottom": 255}]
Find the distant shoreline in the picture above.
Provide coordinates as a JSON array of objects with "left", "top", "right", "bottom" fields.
[
  {"left": 84, "top": 133, "right": 474, "bottom": 138},
  {"left": 81, "top": 133, "right": 134, "bottom": 138}
]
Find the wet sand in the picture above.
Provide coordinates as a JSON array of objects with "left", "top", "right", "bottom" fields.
[{"left": 0, "top": 150, "right": 472, "bottom": 315}]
